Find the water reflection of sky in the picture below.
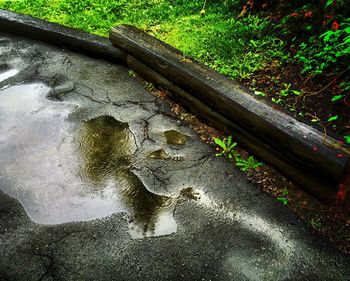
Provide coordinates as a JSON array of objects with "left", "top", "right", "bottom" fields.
[
  {"left": 0, "top": 68, "right": 18, "bottom": 83},
  {"left": 0, "top": 82, "right": 177, "bottom": 238}
]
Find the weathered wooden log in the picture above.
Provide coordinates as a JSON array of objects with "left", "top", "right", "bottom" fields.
[
  {"left": 0, "top": 9, "right": 126, "bottom": 63},
  {"left": 111, "top": 25, "right": 349, "bottom": 202}
]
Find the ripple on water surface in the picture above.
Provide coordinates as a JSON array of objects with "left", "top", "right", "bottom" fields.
[{"left": 0, "top": 83, "right": 177, "bottom": 238}]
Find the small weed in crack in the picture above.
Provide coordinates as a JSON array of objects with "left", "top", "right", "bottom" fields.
[
  {"left": 213, "top": 136, "right": 263, "bottom": 172},
  {"left": 276, "top": 188, "right": 289, "bottom": 205}
]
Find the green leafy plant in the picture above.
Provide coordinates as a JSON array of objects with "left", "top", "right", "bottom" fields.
[
  {"left": 271, "top": 97, "right": 282, "bottom": 104},
  {"left": 271, "top": 83, "right": 302, "bottom": 105},
  {"left": 331, "top": 94, "right": 345, "bottom": 102},
  {"left": 213, "top": 136, "right": 238, "bottom": 159},
  {"left": 276, "top": 188, "right": 289, "bottom": 205},
  {"left": 235, "top": 155, "right": 263, "bottom": 171},
  {"left": 214, "top": 136, "right": 263, "bottom": 171},
  {"left": 145, "top": 82, "right": 155, "bottom": 91},
  {"left": 340, "top": 81, "right": 350, "bottom": 92},
  {"left": 327, "top": 115, "right": 339, "bottom": 122},
  {"left": 280, "top": 83, "right": 301, "bottom": 97},
  {"left": 344, "top": 135, "right": 350, "bottom": 144},
  {"left": 283, "top": 1, "right": 350, "bottom": 102},
  {"left": 296, "top": 18, "right": 350, "bottom": 77},
  {"left": 254, "top": 90, "right": 266, "bottom": 97},
  {"left": 128, "top": 69, "right": 136, "bottom": 77}
]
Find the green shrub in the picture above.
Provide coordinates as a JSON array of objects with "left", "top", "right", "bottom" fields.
[
  {"left": 271, "top": 0, "right": 350, "bottom": 92},
  {"left": 295, "top": 17, "right": 350, "bottom": 75}
]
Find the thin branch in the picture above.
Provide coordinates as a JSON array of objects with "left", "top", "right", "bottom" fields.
[{"left": 302, "top": 68, "right": 349, "bottom": 102}]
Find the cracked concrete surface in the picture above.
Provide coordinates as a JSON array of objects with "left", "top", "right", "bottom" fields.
[{"left": 0, "top": 31, "right": 350, "bottom": 281}]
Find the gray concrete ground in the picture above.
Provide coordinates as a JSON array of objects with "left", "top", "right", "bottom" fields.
[{"left": 0, "top": 31, "right": 349, "bottom": 281}]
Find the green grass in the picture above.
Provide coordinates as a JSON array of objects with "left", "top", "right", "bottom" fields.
[{"left": 0, "top": 0, "right": 287, "bottom": 79}]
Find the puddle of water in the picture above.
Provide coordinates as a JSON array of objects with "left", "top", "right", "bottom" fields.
[
  {"left": 0, "top": 84, "right": 177, "bottom": 238},
  {"left": 76, "top": 116, "right": 134, "bottom": 184},
  {"left": 76, "top": 117, "right": 177, "bottom": 238},
  {"left": 0, "top": 69, "right": 18, "bottom": 83},
  {"left": 116, "top": 169, "right": 176, "bottom": 238},
  {"left": 164, "top": 130, "right": 188, "bottom": 145},
  {"left": 0, "top": 83, "right": 118, "bottom": 224},
  {"left": 147, "top": 149, "right": 170, "bottom": 160}
]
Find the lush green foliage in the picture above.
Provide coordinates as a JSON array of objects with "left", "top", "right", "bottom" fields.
[
  {"left": 276, "top": 0, "right": 350, "bottom": 91},
  {"left": 0, "top": 0, "right": 286, "bottom": 79},
  {"left": 295, "top": 18, "right": 350, "bottom": 75}
]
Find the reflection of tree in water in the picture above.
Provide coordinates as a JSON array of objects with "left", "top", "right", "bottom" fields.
[
  {"left": 77, "top": 116, "right": 172, "bottom": 236},
  {"left": 77, "top": 116, "right": 131, "bottom": 183},
  {"left": 116, "top": 169, "right": 172, "bottom": 235}
]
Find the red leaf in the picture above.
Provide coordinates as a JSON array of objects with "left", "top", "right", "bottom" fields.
[{"left": 332, "top": 21, "right": 340, "bottom": 31}]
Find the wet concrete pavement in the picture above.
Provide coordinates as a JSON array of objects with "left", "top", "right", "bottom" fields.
[{"left": 0, "top": 31, "right": 349, "bottom": 281}]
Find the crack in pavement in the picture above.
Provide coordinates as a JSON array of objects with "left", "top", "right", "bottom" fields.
[
  {"left": 44, "top": 230, "right": 84, "bottom": 249},
  {"left": 112, "top": 100, "right": 154, "bottom": 112},
  {"left": 73, "top": 82, "right": 108, "bottom": 105},
  {"left": 35, "top": 229, "right": 87, "bottom": 281},
  {"left": 79, "top": 92, "right": 106, "bottom": 105},
  {"left": 139, "top": 114, "right": 158, "bottom": 147},
  {"left": 29, "top": 50, "right": 46, "bottom": 66},
  {"left": 139, "top": 165, "right": 171, "bottom": 188},
  {"left": 62, "top": 56, "right": 74, "bottom": 70},
  {"left": 37, "top": 254, "right": 54, "bottom": 281}
]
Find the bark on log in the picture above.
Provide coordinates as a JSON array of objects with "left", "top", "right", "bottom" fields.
[{"left": 111, "top": 25, "right": 349, "bottom": 202}]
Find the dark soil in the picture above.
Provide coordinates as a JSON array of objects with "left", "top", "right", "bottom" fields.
[
  {"left": 135, "top": 73, "right": 350, "bottom": 256},
  {"left": 241, "top": 62, "right": 350, "bottom": 142}
]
